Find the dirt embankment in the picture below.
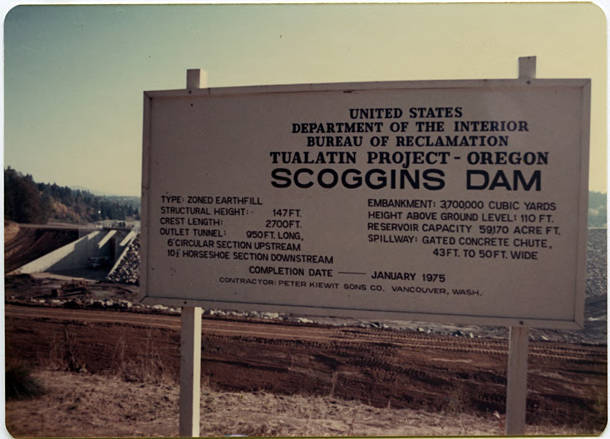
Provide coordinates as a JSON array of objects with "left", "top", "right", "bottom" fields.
[
  {"left": 4, "top": 222, "right": 79, "bottom": 272},
  {"left": 5, "top": 304, "right": 607, "bottom": 436}
]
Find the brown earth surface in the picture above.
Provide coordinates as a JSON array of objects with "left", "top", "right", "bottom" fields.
[
  {"left": 7, "top": 369, "right": 599, "bottom": 438},
  {"left": 4, "top": 222, "right": 79, "bottom": 272},
  {"left": 2, "top": 369, "right": 546, "bottom": 437},
  {"left": 5, "top": 303, "right": 607, "bottom": 436}
]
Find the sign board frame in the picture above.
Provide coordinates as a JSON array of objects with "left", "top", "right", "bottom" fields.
[{"left": 140, "top": 76, "right": 590, "bottom": 330}]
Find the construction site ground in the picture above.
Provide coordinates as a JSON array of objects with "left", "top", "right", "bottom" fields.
[
  {"left": 5, "top": 298, "right": 607, "bottom": 437},
  {"left": 4, "top": 222, "right": 607, "bottom": 436}
]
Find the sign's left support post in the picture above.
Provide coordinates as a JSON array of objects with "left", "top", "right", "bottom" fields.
[{"left": 179, "top": 69, "right": 206, "bottom": 437}]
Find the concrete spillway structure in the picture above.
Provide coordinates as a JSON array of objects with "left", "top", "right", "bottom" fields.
[{"left": 12, "top": 227, "right": 135, "bottom": 279}]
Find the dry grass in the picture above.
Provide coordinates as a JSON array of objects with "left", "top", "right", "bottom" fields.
[
  {"left": 5, "top": 363, "right": 46, "bottom": 400},
  {"left": 111, "top": 329, "right": 172, "bottom": 384},
  {"left": 5, "top": 369, "right": 600, "bottom": 437}
]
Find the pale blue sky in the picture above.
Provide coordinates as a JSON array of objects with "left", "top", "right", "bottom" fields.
[{"left": 4, "top": 3, "right": 607, "bottom": 195}]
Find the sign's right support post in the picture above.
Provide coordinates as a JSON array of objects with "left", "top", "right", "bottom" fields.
[
  {"left": 505, "top": 325, "right": 529, "bottom": 435},
  {"left": 505, "top": 57, "right": 535, "bottom": 436},
  {"left": 518, "top": 55, "right": 536, "bottom": 81}
]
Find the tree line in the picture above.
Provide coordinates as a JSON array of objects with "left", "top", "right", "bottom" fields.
[
  {"left": 4, "top": 167, "right": 140, "bottom": 224},
  {"left": 4, "top": 166, "right": 607, "bottom": 227}
]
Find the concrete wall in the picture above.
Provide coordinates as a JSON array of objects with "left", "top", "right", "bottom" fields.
[{"left": 14, "top": 230, "right": 116, "bottom": 274}]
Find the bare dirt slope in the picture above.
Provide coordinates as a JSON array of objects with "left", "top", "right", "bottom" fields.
[
  {"left": 4, "top": 222, "right": 79, "bottom": 272},
  {"left": 5, "top": 304, "right": 607, "bottom": 436}
]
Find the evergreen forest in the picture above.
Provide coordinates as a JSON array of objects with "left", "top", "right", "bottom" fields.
[{"left": 4, "top": 167, "right": 140, "bottom": 224}]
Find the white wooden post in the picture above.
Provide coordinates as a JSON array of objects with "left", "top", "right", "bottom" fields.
[
  {"left": 505, "top": 56, "right": 535, "bottom": 436},
  {"left": 187, "top": 68, "right": 207, "bottom": 91},
  {"left": 518, "top": 56, "right": 536, "bottom": 81},
  {"left": 180, "top": 306, "right": 202, "bottom": 437},
  {"left": 179, "top": 69, "right": 207, "bottom": 437},
  {"left": 505, "top": 325, "right": 529, "bottom": 435}
]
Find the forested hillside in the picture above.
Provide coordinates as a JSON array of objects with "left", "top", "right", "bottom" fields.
[
  {"left": 4, "top": 168, "right": 140, "bottom": 224},
  {"left": 3, "top": 167, "right": 606, "bottom": 227}
]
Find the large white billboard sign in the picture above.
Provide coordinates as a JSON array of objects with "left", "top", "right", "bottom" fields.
[{"left": 141, "top": 79, "right": 590, "bottom": 328}]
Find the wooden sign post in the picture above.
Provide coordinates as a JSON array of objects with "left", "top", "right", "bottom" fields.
[
  {"left": 504, "top": 56, "right": 536, "bottom": 436},
  {"left": 178, "top": 69, "right": 206, "bottom": 437},
  {"left": 506, "top": 325, "right": 529, "bottom": 435},
  {"left": 179, "top": 305, "right": 202, "bottom": 437}
]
